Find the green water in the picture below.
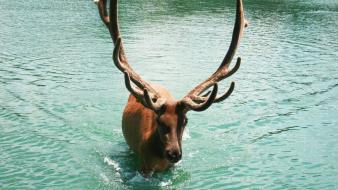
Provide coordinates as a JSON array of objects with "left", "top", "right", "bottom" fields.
[{"left": 1, "top": 0, "right": 338, "bottom": 189}]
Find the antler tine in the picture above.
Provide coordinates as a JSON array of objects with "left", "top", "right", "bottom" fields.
[
  {"left": 217, "top": 0, "right": 245, "bottom": 70},
  {"left": 190, "top": 57, "right": 240, "bottom": 103},
  {"left": 97, "top": 0, "right": 165, "bottom": 110},
  {"left": 183, "top": 84, "right": 219, "bottom": 112},
  {"left": 192, "top": 82, "right": 235, "bottom": 104},
  {"left": 113, "top": 37, "right": 148, "bottom": 89},
  {"left": 124, "top": 71, "right": 165, "bottom": 112},
  {"left": 123, "top": 71, "right": 143, "bottom": 100},
  {"left": 97, "top": 0, "right": 110, "bottom": 29},
  {"left": 181, "top": 0, "right": 246, "bottom": 111},
  {"left": 144, "top": 89, "right": 167, "bottom": 112},
  {"left": 108, "top": 0, "right": 159, "bottom": 96}
]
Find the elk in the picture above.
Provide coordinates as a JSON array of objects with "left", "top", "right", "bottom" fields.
[{"left": 97, "top": 0, "right": 247, "bottom": 175}]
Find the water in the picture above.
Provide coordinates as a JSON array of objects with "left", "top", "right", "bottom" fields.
[{"left": 1, "top": 0, "right": 338, "bottom": 189}]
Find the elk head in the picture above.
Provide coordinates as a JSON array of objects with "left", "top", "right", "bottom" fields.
[{"left": 98, "top": 0, "right": 247, "bottom": 164}]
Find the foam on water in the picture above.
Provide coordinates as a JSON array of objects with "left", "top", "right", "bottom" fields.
[{"left": 104, "top": 156, "right": 121, "bottom": 172}]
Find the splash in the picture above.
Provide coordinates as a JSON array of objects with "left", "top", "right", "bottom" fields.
[
  {"left": 183, "top": 128, "right": 191, "bottom": 140},
  {"left": 128, "top": 172, "right": 173, "bottom": 187},
  {"left": 104, "top": 156, "right": 121, "bottom": 172}
]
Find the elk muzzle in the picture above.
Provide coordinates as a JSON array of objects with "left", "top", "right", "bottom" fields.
[{"left": 165, "top": 148, "right": 182, "bottom": 163}]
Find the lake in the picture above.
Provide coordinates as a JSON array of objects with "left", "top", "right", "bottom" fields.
[{"left": 0, "top": 0, "right": 337, "bottom": 189}]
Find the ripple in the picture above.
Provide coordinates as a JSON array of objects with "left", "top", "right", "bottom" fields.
[{"left": 251, "top": 125, "right": 302, "bottom": 143}]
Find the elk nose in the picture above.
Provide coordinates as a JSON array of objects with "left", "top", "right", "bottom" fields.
[{"left": 166, "top": 150, "right": 182, "bottom": 163}]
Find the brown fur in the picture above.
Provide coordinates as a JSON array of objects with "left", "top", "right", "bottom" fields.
[{"left": 122, "top": 85, "right": 184, "bottom": 175}]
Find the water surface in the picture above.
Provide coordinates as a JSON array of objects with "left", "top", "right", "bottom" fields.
[{"left": 1, "top": 0, "right": 338, "bottom": 189}]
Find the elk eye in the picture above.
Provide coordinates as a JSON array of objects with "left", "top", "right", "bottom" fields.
[{"left": 156, "top": 118, "right": 170, "bottom": 132}]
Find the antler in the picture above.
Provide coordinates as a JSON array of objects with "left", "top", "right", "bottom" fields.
[
  {"left": 97, "top": 0, "right": 165, "bottom": 111},
  {"left": 180, "top": 0, "right": 247, "bottom": 112}
]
